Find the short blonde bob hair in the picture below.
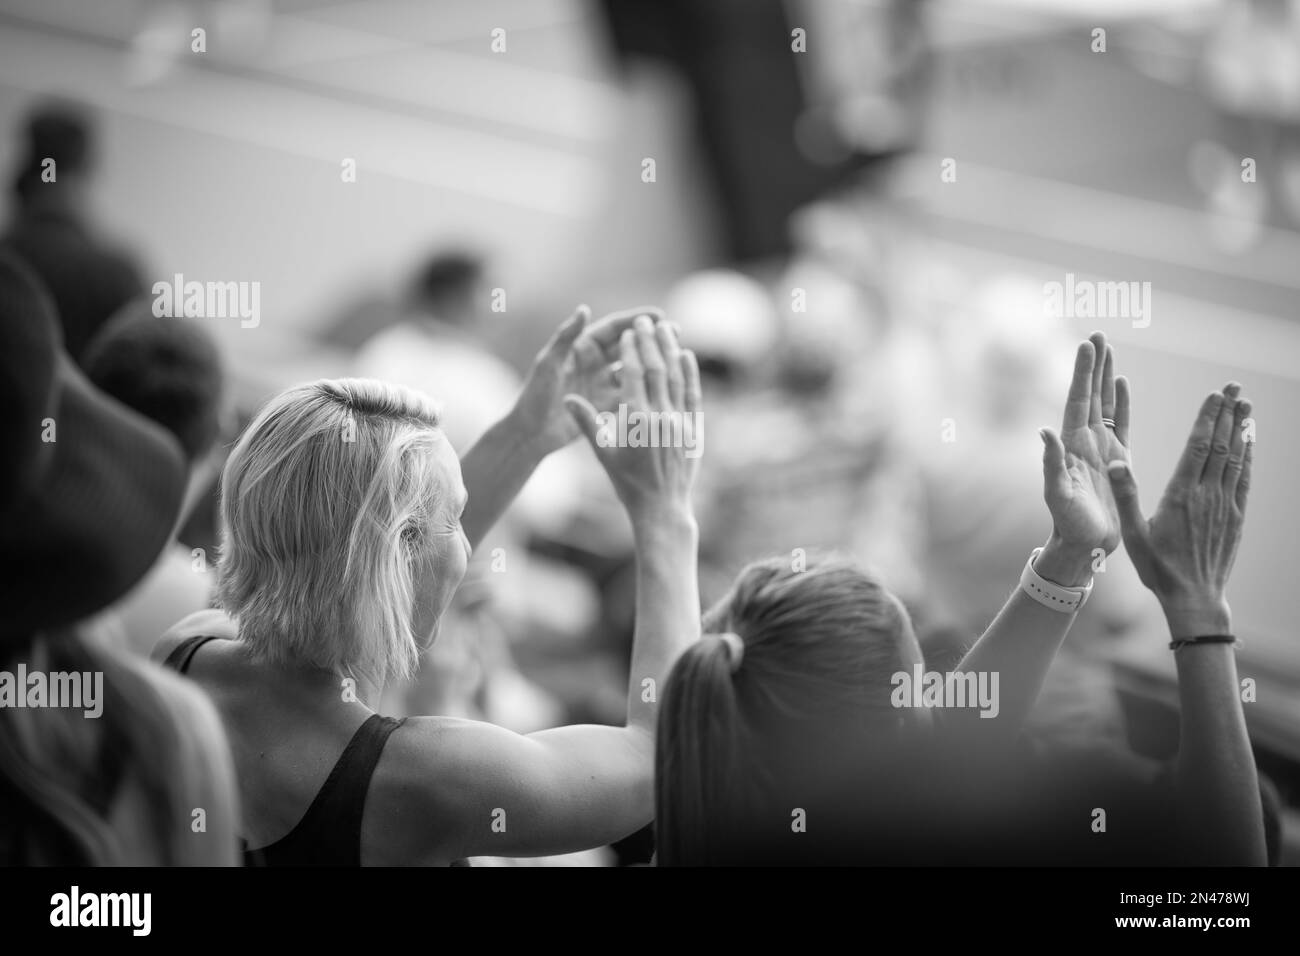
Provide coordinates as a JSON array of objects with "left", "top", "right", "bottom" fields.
[{"left": 216, "top": 378, "right": 446, "bottom": 683}]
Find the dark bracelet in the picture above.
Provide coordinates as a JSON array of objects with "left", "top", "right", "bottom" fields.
[{"left": 1169, "top": 634, "right": 1239, "bottom": 651}]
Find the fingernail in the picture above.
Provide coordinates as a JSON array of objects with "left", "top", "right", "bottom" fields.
[{"left": 1107, "top": 461, "right": 1128, "bottom": 478}]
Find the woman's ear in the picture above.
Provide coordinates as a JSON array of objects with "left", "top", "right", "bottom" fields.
[{"left": 401, "top": 521, "right": 425, "bottom": 551}]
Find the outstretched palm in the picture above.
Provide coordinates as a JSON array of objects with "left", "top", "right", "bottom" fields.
[{"left": 1043, "top": 332, "right": 1132, "bottom": 556}]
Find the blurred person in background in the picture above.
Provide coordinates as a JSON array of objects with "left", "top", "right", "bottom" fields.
[
  {"left": 0, "top": 254, "right": 237, "bottom": 866},
  {"left": 81, "top": 303, "right": 233, "bottom": 656},
  {"left": 678, "top": 260, "right": 915, "bottom": 613},
  {"left": 1, "top": 101, "right": 144, "bottom": 364},
  {"left": 325, "top": 249, "right": 489, "bottom": 353},
  {"left": 780, "top": 249, "right": 924, "bottom": 592},
  {"left": 663, "top": 269, "right": 781, "bottom": 607},
  {"left": 354, "top": 250, "right": 509, "bottom": 405}
]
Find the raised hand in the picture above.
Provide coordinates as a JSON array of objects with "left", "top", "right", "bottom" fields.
[
  {"left": 1040, "top": 331, "right": 1132, "bottom": 560},
  {"left": 1107, "top": 385, "right": 1252, "bottom": 638},
  {"left": 564, "top": 315, "right": 701, "bottom": 524},
  {"left": 510, "top": 305, "right": 665, "bottom": 457}
]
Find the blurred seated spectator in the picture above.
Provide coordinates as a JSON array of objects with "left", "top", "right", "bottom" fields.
[
  {"left": 328, "top": 249, "right": 488, "bottom": 355},
  {"left": 1, "top": 100, "right": 144, "bottom": 364},
  {"left": 81, "top": 302, "right": 233, "bottom": 655},
  {"left": 355, "top": 250, "right": 519, "bottom": 453}
]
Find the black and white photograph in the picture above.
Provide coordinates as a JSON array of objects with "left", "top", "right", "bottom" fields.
[{"left": 0, "top": 0, "right": 1296, "bottom": 935}]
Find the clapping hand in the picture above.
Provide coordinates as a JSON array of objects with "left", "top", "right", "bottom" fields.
[
  {"left": 1107, "top": 384, "right": 1252, "bottom": 639},
  {"left": 510, "top": 305, "right": 666, "bottom": 458},
  {"left": 564, "top": 315, "right": 701, "bottom": 524},
  {"left": 1039, "top": 331, "right": 1132, "bottom": 564}
]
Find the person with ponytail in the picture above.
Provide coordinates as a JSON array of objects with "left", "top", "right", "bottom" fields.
[
  {"left": 655, "top": 561, "right": 928, "bottom": 865},
  {"left": 656, "top": 331, "right": 1269, "bottom": 866},
  {"left": 0, "top": 254, "right": 238, "bottom": 865}
]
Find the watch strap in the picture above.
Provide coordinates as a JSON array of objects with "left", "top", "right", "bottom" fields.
[{"left": 1020, "top": 547, "right": 1093, "bottom": 613}]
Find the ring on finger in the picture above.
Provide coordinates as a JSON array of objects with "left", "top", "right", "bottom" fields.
[{"left": 1101, "top": 417, "right": 1117, "bottom": 429}]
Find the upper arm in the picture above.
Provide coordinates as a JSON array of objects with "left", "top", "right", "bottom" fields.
[{"left": 404, "top": 718, "right": 654, "bottom": 860}]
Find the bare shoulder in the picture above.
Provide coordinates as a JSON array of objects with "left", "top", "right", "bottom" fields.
[
  {"left": 150, "top": 609, "right": 239, "bottom": 665},
  {"left": 378, "top": 715, "right": 514, "bottom": 803},
  {"left": 387, "top": 714, "right": 543, "bottom": 777}
]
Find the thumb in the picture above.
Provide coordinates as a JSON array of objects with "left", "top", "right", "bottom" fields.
[
  {"left": 563, "top": 393, "right": 602, "bottom": 449},
  {"left": 1106, "top": 459, "right": 1147, "bottom": 538},
  {"left": 1039, "top": 427, "right": 1068, "bottom": 500}
]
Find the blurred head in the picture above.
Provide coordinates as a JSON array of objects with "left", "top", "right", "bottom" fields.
[
  {"left": 945, "top": 275, "right": 1075, "bottom": 424},
  {"left": 9, "top": 101, "right": 96, "bottom": 208},
  {"left": 217, "top": 379, "right": 469, "bottom": 684},
  {"left": 665, "top": 270, "right": 778, "bottom": 390},
  {"left": 776, "top": 256, "right": 881, "bottom": 397},
  {"left": 407, "top": 251, "right": 486, "bottom": 327},
  {"left": 82, "top": 303, "right": 228, "bottom": 465},
  {"left": 654, "top": 555, "right": 925, "bottom": 865}
]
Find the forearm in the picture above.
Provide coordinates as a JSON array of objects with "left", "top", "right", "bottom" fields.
[
  {"left": 459, "top": 410, "right": 547, "bottom": 549},
  {"left": 1171, "top": 638, "right": 1267, "bottom": 865},
  {"left": 626, "top": 509, "right": 700, "bottom": 732},
  {"left": 951, "top": 535, "right": 1092, "bottom": 736}
]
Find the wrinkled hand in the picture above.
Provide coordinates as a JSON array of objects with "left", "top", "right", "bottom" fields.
[
  {"left": 1040, "top": 331, "right": 1131, "bottom": 558},
  {"left": 1107, "top": 385, "right": 1252, "bottom": 638},
  {"left": 564, "top": 315, "right": 701, "bottom": 524},
  {"left": 511, "top": 305, "right": 666, "bottom": 457}
]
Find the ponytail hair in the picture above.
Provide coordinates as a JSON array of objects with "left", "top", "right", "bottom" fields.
[
  {"left": 654, "top": 634, "right": 748, "bottom": 866},
  {"left": 655, "top": 554, "right": 923, "bottom": 865}
]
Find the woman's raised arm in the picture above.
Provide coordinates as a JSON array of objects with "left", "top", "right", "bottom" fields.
[
  {"left": 458, "top": 306, "right": 664, "bottom": 549},
  {"left": 1108, "top": 385, "right": 1266, "bottom": 866},
  {"left": 415, "top": 316, "right": 703, "bottom": 859},
  {"left": 950, "top": 331, "right": 1130, "bottom": 738}
]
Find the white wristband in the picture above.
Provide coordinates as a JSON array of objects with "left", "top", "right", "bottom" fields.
[{"left": 1019, "top": 547, "right": 1093, "bottom": 613}]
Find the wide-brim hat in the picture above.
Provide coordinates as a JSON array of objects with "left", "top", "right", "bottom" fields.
[{"left": 0, "top": 253, "right": 186, "bottom": 643}]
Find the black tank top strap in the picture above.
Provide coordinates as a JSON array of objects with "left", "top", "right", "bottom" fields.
[
  {"left": 159, "top": 636, "right": 408, "bottom": 866},
  {"left": 160, "top": 634, "right": 226, "bottom": 674},
  {"left": 243, "top": 714, "right": 407, "bottom": 867}
]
